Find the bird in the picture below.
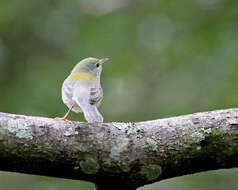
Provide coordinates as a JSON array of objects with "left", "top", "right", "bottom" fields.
[{"left": 57, "top": 57, "right": 109, "bottom": 123}]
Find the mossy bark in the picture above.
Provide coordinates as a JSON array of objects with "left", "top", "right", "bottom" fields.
[{"left": 0, "top": 109, "right": 238, "bottom": 189}]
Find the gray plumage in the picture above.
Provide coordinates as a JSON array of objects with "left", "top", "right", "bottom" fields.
[{"left": 61, "top": 57, "right": 108, "bottom": 123}]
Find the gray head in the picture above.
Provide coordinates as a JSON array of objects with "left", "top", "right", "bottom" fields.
[{"left": 72, "top": 57, "right": 109, "bottom": 77}]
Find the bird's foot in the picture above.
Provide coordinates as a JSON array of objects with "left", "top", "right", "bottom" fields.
[{"left": 55, "top": 117, "right": 72, "bottom": 124}]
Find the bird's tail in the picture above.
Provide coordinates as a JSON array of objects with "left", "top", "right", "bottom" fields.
[{"left": 79, "top": 102, "right": 103, "bottom": 123}]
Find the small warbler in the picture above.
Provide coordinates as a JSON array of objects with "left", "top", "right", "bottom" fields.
[{"left": 58, "top": 57, "right": 109, "bottom": 123}]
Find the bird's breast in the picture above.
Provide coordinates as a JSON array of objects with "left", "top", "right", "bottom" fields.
[{"left": 68, "top": 72, "right": 96, "bottom": 82}]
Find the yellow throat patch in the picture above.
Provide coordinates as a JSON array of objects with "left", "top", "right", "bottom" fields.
[{"left": 68, "top": 72, "right": 96, "bottom": 81}]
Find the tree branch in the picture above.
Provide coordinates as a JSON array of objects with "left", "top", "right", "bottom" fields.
[{"left": 0, "top": 109, "right": 238, "bottom": 189}]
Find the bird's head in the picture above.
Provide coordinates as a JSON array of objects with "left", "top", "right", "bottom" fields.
[{"left": 72, "top": 57, "right": 109, "bottom": 77}]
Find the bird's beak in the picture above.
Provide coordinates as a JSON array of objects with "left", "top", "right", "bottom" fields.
[{"left": 98, "top": 58, "right": 109, "bottom": 65}]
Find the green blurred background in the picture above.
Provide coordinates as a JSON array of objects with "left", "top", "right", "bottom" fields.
[{"left": 0, "top": 0, "right": 238, "bottom": 189}]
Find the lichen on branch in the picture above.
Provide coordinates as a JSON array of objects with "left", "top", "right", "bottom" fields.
[{"left": 0, "top": 108, "right": 238, "bottom": 190}]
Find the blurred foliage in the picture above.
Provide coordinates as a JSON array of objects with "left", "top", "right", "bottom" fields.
[{"left": 0, "top": 0, "right": 238, "bottom": 189}]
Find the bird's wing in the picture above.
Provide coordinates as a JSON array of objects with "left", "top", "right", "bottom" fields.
[
  {"left": 72, "top": 83, "right": 103, "bottom": 122},
  {"left": 62, "top": 79, "right": 74, "bottom": 107},
  {"left": 72, "top": 82, "right": 103, "bottom": 106},
  {"left": 89, "top": 86, "right": 103, "bottom": 106}
]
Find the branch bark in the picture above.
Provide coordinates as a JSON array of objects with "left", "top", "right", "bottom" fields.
[{"left": 0, "top": 109, "right": 238, "bottom": 189}]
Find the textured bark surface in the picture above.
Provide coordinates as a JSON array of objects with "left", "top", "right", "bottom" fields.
[{"left": 0, "top": 109, "right": 238, "bottom": 189}]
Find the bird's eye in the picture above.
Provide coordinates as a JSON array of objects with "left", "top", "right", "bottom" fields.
[{"left": 96, "top": 63, "right": 100, "bottom": 67}]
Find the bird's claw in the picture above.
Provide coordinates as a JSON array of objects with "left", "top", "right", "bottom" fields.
[{"left": 55, "top": 117, "right": 72, "bottom": 124}]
